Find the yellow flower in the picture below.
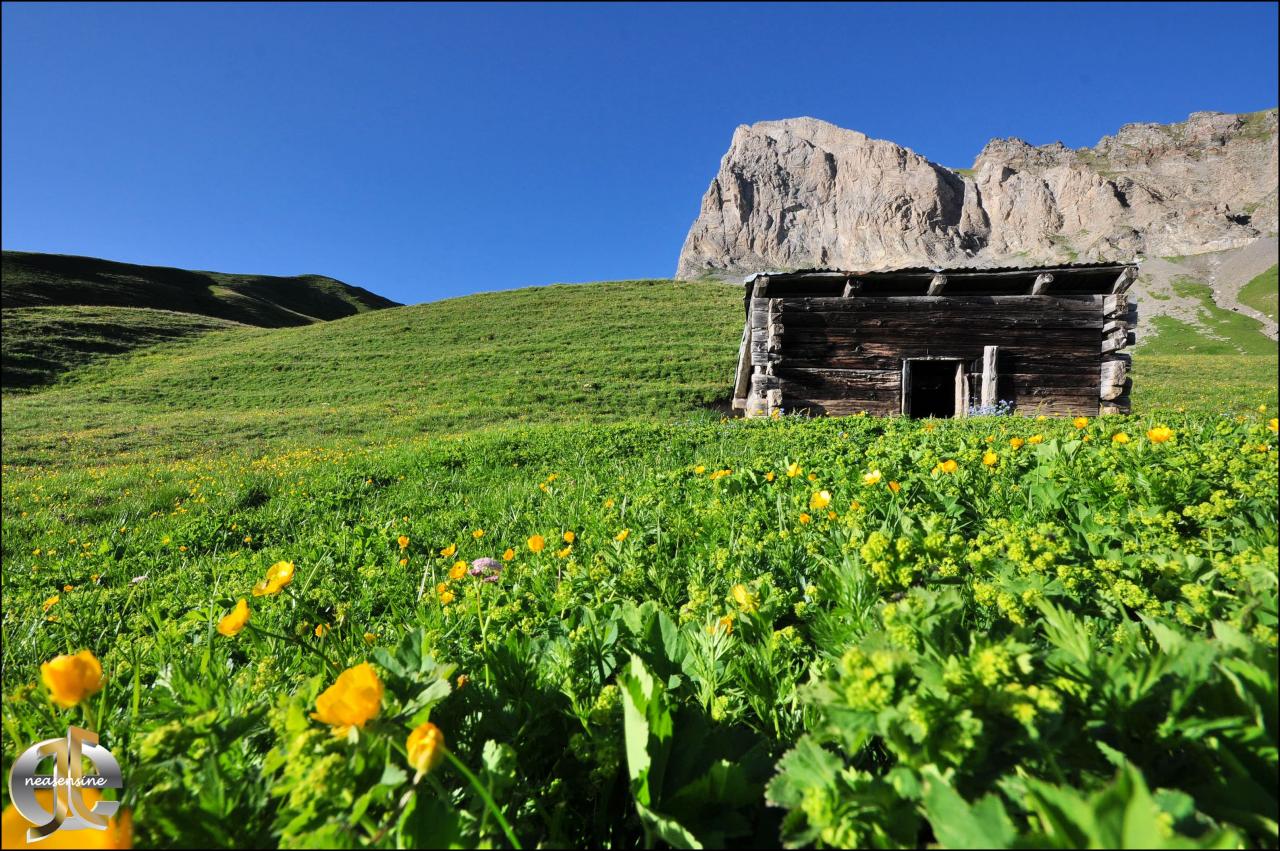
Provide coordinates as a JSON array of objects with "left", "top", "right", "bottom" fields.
[
  {"left": 1269, "top": 418, "right": 1278, "bottom": 433},
  {"left": 982, "top": 451, "right": 998, "bottom": 467},
  {"left": 937, "top": 459, "right": 959, "bottom": 474},
  {"left": 502, "top": 548, "right": 515, "bottom": 561},
  {"left": 862, "top": 469, "right": 883, "bottom": 486},
  {"left": 730, "top": 584, "right": 758, "bottom": 613},
  {"left": 1072, "top": 416, "right": 1089, "bottom": 429},
  {"left": 397, "top": 535, "right": 410, "bottom": 550},
  {"left": 798, "top": 512, "right": 812, "bottom": 524},
  {"left": 786, "top": 462, "right": 802, "bottom": 478},
  {"left": 41, "top": 594, "right": 59, "bottom": 613},
  {"left": 827, "top": 510, "right": 838, "bottom": 520},
  {"left": 3, "top": 789, "right": 131, "bottom": 848},
  {"left": 615, "top": 529, "right": 630, "bottom": 542},
  {"left": 1009, "top": 437, "right": 1025, "bottom": 449},
  {"left": 472, "top": 529, "right": 485, "bottom": 539},
  {"left": 1027, "top": 434, "right": 1044, "bottom": 445},
  {"left": 809, "top": 490, "right": 832, "bottom": 510},
  {"left": 449, "top": 561, "right": 468, "bottom": 580},
  {"left": 406, "top": 721, "right": 446, "bottom": 776},
  {"left": 217, "top": 599, "right": 250, "bottom": 637},
  {"left": 63, "top": 584, "right": 74, "bottom": 593},
  {"left": 315, "top": 623, "right": 330, "bottom": 638},
  {"left": 438, "top": 589, "right": 455, "bottom": 605},
  {"left": 252, "top": 560, "right": 295, "bottom": 596},
  {"left": 527, "top": 534, "right": 545, "bottom": 553},
  {"left": 694, "top": 465, "right": 706, "bottom": 474},
  {"left": 41, "top": 650, "right": 103, "bottom": 708},
  {"left": 563, "top": 531, "right": 576, "bottom": 544},
  {"left": 556, "top": 545, "right": 572, "bottom": 558},
  {"left": 807, "top": 472, "right": 818, "bottom": 482},
  {"left": 436, "top": 582, "right": 449, "bottom": 594},
  {"left": 1112, "top": 432, "right": 1130, "bottom": 444},
  {"left": 887, "top": 481, "right": 901, "bottom": 494},
  {"left": 399, "top": 558, "right": 408, "bottom": 567},
  {"left": 439, "top": 543, "right": 457, "bottom": 558},
  {"left": 716, "top": 614, "right": 735, "bottom": 635},
  {"left": 311, "top": 662, "right": 383, "bottom": 736},
  {"left": 456, "top": 674, "right": 470, "bottom": 689},
  {"left": 603, "top": 498, "right": 615, "bottom": 509},
  {"left": 765, "top": 471, "right": 776, "bottom": 482},
  {"left": 1147, "top": 426, "right": 1174, "bottom": 443},
  {"left": 364, "top": 632, "right": 377, "bottom": 645}
]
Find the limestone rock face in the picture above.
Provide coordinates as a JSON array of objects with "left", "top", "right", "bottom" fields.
[{"left": 676, "top": 110, "right": 1278, "bottom": 279}]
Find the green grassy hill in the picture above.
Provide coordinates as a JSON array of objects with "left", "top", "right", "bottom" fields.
[
  {"left": 2, "top": 251, "right": 400, "bottom": 389},
  {"left": 1, "top": 279, "right": 745, "bottom": 465},
  {"left": 1239, "top": 264, "right": 1278, "bottom": 321}
]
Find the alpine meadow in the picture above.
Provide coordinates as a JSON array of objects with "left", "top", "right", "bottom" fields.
[
  {"left": 2, "top": 253, "right": 1277, "bottom": 848},
  {"left": 2, "top": 4, "right": 1279, "bottom": 849}
]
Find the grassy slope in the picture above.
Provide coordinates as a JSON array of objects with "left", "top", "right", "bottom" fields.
[
  {"left": 2, "top": 280, "right": 745, "bottom": 465},
  {"left": 3, "top": 251, "right": 399, "bottom": 323},
  {"left": 1239, "top": 264, "right": 1278, "bottom": 321},
  {"left": 3, "top": 276, "right": 1277, "bottom": 467},
  {"left": 1, "top": 251, "right": 402, "bottom": 390},
  {"left": 2, "top": 305, "right": 244, "bottom": 389}
]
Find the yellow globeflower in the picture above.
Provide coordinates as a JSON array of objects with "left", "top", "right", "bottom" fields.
[
  {"left": 786, "top": 462, "right": 802, "bottom": 478},
  {"left": 1147, "top": 426, "right": 1174, "bottom": 443},
  {"left": 217, "top": 599, "right": 250, "bottom": 637},
  {"left": 730, "top": 584, "right": 759, "bottom": 613},
  {"left": 41, "top": 595, "right": 59, "bottom": 613},
  {"left": 563, "top": 531, "right": 576, "bottom": 544},
  {"left": 502, "top": 548, "right": 515, "bottom": 562},
  {"left": 439, "top": 543, "right": 457, "bottom": 558},
  {"left": 41, "top": 650, "right": 103, "bottom": 708},
  {"left": 314, "top": 623, "right": 330, "bottom": 638},
  {"left": 252, "top": 560, "right": 295, "bottom": 596},
  {"left": 938, "top": 459, "right": 959, "bottom": 474},
  {"left": 1072, "top": 416, "right": 1089, "bottom": 429},
  {"left": 765, "top": 471, "right": 776, "bottom": 482},
  {"left": 809, "top": 490, "right": 832, "bottom": 510},
  {"left": 1027, "top": 434, "right": 1044, "bottom": 445},
  {"left": 887, "top": 481, "right": 901, "bottom": 494},
  {"left": 438, "top": 589, "right": 455, "bottom": 606},
  {"left": 1009, "top": 437, "right": 1025, "bottom": 449},
  {"left": 694, "top": 465, "right": 706, "bottom": 474},
  {"left": 1112, "top": 432, "right": 1130, "bottom": 444},
  {"left": 527, "top": 534, "right": 546, "bottom": 553},
  {"left": 472, "top": 529, "right": 485, "bottom": 539},
  {"left": 311, "top": 662, "right": 383, "bottom": 736},
  {"left": 798, "top": 513, "right": 812, "bottom": 525},
  {"left": 397, "top": 535, "right": 410, "bottom": 550},
  {"left": 862, "top": 469, "right": 883, "bottom": 486},
  {"left": 556, "top": 546, "right": 572, "bottom": 558},
  {"left": 449, "top": 561, "right": 468, "bottom": 580},
  {"left": 982, "top": 451, "right": 998, "bottom": 467},
  {"left": 406, "top": 721, "right": 446, "bottom": 776},
  {"left": 2, "top": 789, "right": 132, "bottom": 848},
  {"left": 1269, "top": 417, "right": 1278, "bottom": 432},
  {"left": 615, "top": 529, "right": 630, "bottom": 542}
]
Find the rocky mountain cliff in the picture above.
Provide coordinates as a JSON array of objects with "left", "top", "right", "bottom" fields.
[{"left": 676, "top": 109, "right": 1278, "bottom": 279}]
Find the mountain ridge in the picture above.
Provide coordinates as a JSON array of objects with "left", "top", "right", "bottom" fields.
[{"left": 677, "top": 108, "right": 1278, "bottom": 279}]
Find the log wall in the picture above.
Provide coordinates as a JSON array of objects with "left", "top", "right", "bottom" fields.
[{"left": 744, "top": 294, "right": 1122, "bottom": 417}]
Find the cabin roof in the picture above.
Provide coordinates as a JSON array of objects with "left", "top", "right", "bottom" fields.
[{"left": 743, "top": 261, "right": 1139, "bottom": 297}]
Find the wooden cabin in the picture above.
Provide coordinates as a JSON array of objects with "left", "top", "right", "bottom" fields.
[{"left": 732, "top": 262, "right": 1137, "bottom": 418}]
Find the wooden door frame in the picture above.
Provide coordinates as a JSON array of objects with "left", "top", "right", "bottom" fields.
[{"left": 901, "top": 357, "right": 968, "bottom": 418}]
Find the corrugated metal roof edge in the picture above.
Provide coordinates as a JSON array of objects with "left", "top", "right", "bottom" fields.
[{"left": 743, "top": 259, "right": 1140, "bottom": 284}]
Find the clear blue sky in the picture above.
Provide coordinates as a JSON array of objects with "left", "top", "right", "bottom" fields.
[{"left": 3, "top": 2, "right": 1277, "bottom": 304}]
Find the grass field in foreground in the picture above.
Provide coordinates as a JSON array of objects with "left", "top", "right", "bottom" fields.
[{"left": 1, "top": 414, "right": 1276, "bottom": 847}]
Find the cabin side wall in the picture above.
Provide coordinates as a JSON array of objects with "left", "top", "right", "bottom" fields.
[{"left": 743, "top": 294, "right": 1123, "bottom": 417}]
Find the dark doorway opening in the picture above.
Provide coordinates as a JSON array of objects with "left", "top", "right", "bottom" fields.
[{"left": 908, "top": 360, "right": 958, "bottom": 418}]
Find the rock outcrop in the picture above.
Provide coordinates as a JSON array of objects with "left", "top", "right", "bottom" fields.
[{"left": 676, "top": 110, "right": 1278, "bottom": 279}]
